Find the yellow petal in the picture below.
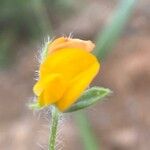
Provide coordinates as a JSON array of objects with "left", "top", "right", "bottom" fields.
[
  {"left": 37, "top": 92, "right": 45, "bottom": 106},
  {"left": 40, "top": 48, "right": 98, "bottom": 81},
  {"left": 55, "top": 60, "right": 100, "bottom": 111},
  {"left": 48, "top": 37, "right": 95, "bottom": 54},
  {"left": 41, "top": 75, "right": 67, "bottom": 106},
  {"left": 34, "top": 74, "right": 67, "bottom": 106},
  {"left": 33, "top": 74, "right": 67, "bottom": 106},
  {"left": 33, "top": 75, "right": 58, "bottom": 96}
]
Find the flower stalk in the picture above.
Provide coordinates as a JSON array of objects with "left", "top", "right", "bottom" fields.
[{"left": 49, "top": 106, "right": 60, "bottom": 150}]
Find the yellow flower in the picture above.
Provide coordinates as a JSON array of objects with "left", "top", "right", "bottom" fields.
[{"left": 33, "top": 37, "right": 100, "bottom": 111}]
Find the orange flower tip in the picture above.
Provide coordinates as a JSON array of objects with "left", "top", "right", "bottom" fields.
[{"left": 47, "top": 36, "right": 95, "bottom": 54}]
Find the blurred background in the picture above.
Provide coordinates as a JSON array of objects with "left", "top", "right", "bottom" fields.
[{"left": 0, "top": 0, "right": 150, "bottom": 149}]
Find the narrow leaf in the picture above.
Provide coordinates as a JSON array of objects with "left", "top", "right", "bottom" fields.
[
  {"left": 66, "top": 87, "right": 112, "bottom": 112},
  {"left": 74, "top": 112, "right": 99, "bottom": 150},
  {"left": 94, "top": 0, "right": 136, "bottom": 59}
]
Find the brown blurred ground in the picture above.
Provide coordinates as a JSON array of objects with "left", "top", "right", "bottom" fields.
[{"left": 0, "top": 0, "right": 150, "bottom": 150}]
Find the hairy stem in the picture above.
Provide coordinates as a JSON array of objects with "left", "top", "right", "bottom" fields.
[{"left": 49, "top": 106, "right": 59, "bottom": 150}]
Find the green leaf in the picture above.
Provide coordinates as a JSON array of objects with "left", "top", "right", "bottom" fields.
[
  {"left": 94, "top": 0, "right": 136, "bottom": 60},
  {"left": 66, "top": 87, "right": 112, "bottom": 113},
  {"left": 74, "top": 112, "right": 99, "bottom": 150}
]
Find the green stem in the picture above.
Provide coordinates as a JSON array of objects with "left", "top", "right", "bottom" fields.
[
  {"left": 49, "top": 106, "right": 59, "bottom": 150},
  {"left": 75, "top": 112, "right": 99, "bottom": 150}
]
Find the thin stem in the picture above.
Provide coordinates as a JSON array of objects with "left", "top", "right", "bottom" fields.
[
  {"left": 75, "top": 112, "right": 99, "bottom": 150},
  {"left": 49, "top": 106, "right": 59, "bottom": 150}
]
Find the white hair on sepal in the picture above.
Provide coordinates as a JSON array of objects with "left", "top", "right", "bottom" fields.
[
  {"left": 35, "top": 42, "right": 43, "bottom": 64},
  {"left": 68, "top": 32, "right": 74, "bottom": 39},
  {"left": 36, "top": 47, "right": 42, "bottom": 63},
  {"left": 32, "top": 50, "right": 40, "bottom": 82},
  {"left": 33, "top": 36, "right": 53, "bottom": 82},
  {"left": 27, "top": 96, "right": 39, "bottom": 116},
  {"left": 35, "top": 107, "right": 52, "bottom": 122},
  {"left": 33, "top": 48, "right": 39, "bottom": 64},
  {"left": 34, "top": 70, "right": 39, "bottom": 81},
  {"left": 39, "top": 36, "right": 53, "bottom": 63},
  {"left": 42, "top": 108, "right": 52, "bottom": 122},
  {"left": 61, "top": 32, "right": 74, "bottom": 39}
]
